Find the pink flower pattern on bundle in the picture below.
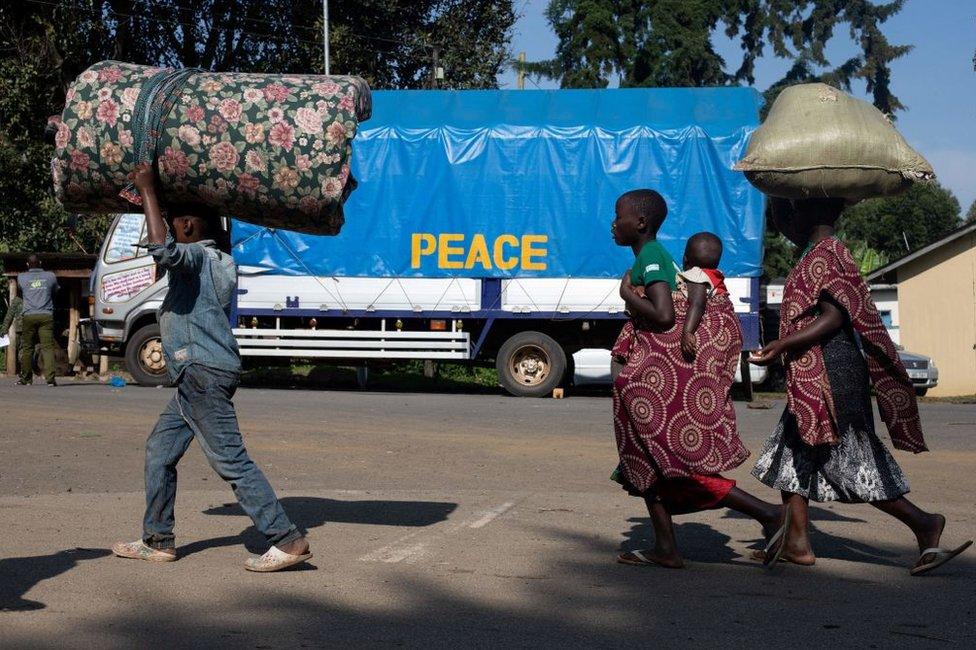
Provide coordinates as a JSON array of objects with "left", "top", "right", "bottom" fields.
[{"left": 52, "top": 61, "right": 370, "bottom": 236}]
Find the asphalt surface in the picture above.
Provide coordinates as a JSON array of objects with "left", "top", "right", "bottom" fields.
[{"left": 1, "top": 380, "right": 974, "bottom": 648}]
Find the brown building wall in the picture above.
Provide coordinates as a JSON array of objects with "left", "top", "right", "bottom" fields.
[{"left": 896, "top": 231, "right": 976, "bottom": 396}]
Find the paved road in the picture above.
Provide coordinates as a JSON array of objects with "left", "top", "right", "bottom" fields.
[{"left": 1, "top": 381, "right": 974, "bottom": 648}]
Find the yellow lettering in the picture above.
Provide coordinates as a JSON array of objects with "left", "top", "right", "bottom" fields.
[
  {"left": 493, "top": 234, "right": 519, "bottom": 271},
  {"left": 521, "top": 235, "right": 548, "bottom": 271},
  {"left": 464, "top": 234, "right": 493, "bottom": 270},
  {"left": 438, "top": 233, "right": 465, "bottom": 269},
  {"left": 411, "top": 233, "right": 436, "bottom": 268}
]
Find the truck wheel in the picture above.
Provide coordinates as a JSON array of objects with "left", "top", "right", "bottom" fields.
[
  {"left": 496, "top": 331, "right": 566, "bottom": 397},
  {"left": 915, "top": 388, "right": 927, "bottom": 397},
  {"left": 125, "top": 323, "right": 168, "bottom": 386}
]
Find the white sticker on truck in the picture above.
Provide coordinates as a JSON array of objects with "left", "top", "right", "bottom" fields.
[{"left": 103, "top": 266, "right": 155, "bottom": 302}]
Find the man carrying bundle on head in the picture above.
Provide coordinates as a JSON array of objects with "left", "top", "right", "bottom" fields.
[{"left": 112, "top": 163, "right": 311, "bottom": 573}]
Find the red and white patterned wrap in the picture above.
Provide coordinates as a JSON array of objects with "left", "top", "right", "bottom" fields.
[
  {"left": 612, "top": 292, "right": 750, "bottom": 493},
  {"left": 780, "top": 237, "right": 926, "bottom": 453}
]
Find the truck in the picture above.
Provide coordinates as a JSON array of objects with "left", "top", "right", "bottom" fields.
[{"left": 83, "top": 87, "right": 766, "bottom": 396}]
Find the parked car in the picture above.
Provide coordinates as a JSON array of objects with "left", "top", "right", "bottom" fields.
[
  {"left": 898, "top": 350, "right": 938, "bottom": 396},
  {"left": 572, "top": 348, "right": 768, "bottom": 387}
]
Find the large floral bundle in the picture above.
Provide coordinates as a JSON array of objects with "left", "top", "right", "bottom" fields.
[{"left": 52, "top": 61, "right": 371, "bottom": 236}]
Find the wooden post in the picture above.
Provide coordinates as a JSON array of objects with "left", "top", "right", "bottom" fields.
[
  {"left": 67, "top": 282, "right": 80, "bottom": 365},
  {"left": 5, "top": 278, "right": 17, "bottom": 376}
]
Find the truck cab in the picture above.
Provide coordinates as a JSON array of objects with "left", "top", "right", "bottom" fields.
[{"left": 89, "top": 212, "right": 168, "bottom": 385}]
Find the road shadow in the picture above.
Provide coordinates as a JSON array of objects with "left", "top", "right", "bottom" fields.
[
  {"left": 203, "top": 496, "right": 458, "bottom": 529},
  {"left": 723, "top": 505, "right": 902, "bottom": 566},
  {"left": 180, "top": 497, "right": 459, "bottom": 557},
  {"left": 723, "top": 504, "right": 867, "bottom": 524},
  {"left": 619, "top": 504, "right": 901, "bottom": 567},
  {"left": 0, "top": 547, "right": 110, "bottom": 612},
  {"left": 3, "top": 519, "right": 974, "bottom": 645},
  {"left": 618, "top": 517, "right": 740, "bottom": 565},
  {"left": 10, "top": 525, "right": 975, "bottom": 647}
]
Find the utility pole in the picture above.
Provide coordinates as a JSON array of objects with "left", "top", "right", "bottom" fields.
[
  {"left": 517, "top": 51, "right": 526, "bottom": 90},
  {"left": 430, "top": 46, "right": 443, "bottom": 88},
  {"left": 323, "top": 0, "right": 330, "bottom": 75}
]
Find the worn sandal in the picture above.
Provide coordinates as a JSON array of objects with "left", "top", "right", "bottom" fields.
[
  {"left": 244, "top": 545, "right": 313, "bottom": 572},
  {"left": 616, "top": 550, "right": 683, "bottom": 569},
  {"left": 910, "top": 541, "right": 972, "bottom": 576},
  {"left": 112, "top": 540, "right": 177, "bottom": 562},
  {"left": 761, "top": 506, "right": 792, "bottom": 568}
]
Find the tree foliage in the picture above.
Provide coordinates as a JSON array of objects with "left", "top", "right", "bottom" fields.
[
  {"left": 0, "top": 1, "right": 515, "bottom": 255},
  {"left": 526, "top": 0, "right": 911, "bottom": 115},
  {"left": 966, "top": 199, "right": 976, "bottom": 224},
  {"left": 839, "top": 183, "right": 962, "bottom": 261},
  {"left": 761, "top": 229, "right": 797, "bottom": 279},
  {"left": 523, "top": 1, "right": 928, "bottom": 279}
]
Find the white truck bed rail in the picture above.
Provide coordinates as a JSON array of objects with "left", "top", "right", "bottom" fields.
[{"left": 232, "top": 328, "right": 471, "bottom": 360}]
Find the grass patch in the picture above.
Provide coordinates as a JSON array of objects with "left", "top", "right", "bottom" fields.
[
  {"left": 919, "top": 394, "right": 976, "bottom": 404},
  {"left": 242, "top": 360, "right": 500, "bottom": 394}
]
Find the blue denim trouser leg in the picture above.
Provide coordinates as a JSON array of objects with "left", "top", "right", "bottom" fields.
[{"left": 143, "top": 364, "right": 299, "bottom": 550}]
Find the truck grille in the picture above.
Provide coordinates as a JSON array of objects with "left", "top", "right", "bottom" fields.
[{"left": 902, "top": 359, "right": 928, "bottom": 370}]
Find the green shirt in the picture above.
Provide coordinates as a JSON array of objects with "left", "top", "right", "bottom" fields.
[
  {"left": 1, "top": 295, "right": 23, "bottom": 334},
  {"left": 630, "top": 240, "right": 679, "bottom": 290}
]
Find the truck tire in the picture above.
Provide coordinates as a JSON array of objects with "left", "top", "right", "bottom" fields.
[
  {"left": 125, "top": 323, "right": 168, "bottom": 386},
  {"left": 496, "top": 331, "right": 567, "bottom": 397}
]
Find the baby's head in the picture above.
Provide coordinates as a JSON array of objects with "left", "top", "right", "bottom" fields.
[{"left": 683, "top": 232, "right": 722, "bottom": 270}]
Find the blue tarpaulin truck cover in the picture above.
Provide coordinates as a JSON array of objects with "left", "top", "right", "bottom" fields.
[{"left": 232, "top": 87, "right": 764, "bottom": 279}]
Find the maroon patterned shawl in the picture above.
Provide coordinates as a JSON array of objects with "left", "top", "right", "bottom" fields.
[
  {"left": 781, "top": 237, "right": 926, "bottom": 452},
  {"left": 612, "top": 292, "right": 749, "bottom": 493}
]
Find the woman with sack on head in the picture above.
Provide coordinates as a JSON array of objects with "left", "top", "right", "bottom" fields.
[{"left": 749, "top": 198, "right": 971, "bottom": 575}]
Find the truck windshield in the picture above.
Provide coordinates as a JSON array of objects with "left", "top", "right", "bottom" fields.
[{"left": 104, "top": 213, "right": 148, "bottom": 264}]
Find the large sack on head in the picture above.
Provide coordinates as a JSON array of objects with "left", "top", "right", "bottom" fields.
[
  {"left": 52, "top": 61, "right": 371, "bottom": 236},
  {"left": 734, "top": 83, "right": 933, "bottom": 200}
]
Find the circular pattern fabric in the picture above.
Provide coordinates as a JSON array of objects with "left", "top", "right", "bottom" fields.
[
  {"left": 778, "top": 237, "right": 925, "bottom": 453},
  {"left": 613, "top": 292, "right": 751, "bottom": 493}
]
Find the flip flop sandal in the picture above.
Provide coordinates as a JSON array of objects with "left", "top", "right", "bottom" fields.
[
  {"left": 910, "top": 541, "right": 973, "bottom": 576},
  {"left": 244, "top": 545, "right": 313, "bottom": 573},
  {"left": 761, "top": 506, "right": 793, "bottom": 568},
  {"left": 112, "top": 540, "right": 177, "bottom": 562},
  {"left": 749, "top": 549, "right": 816, "bottom": 566},
  {"left": 616, "top": 550, "right": 682, "bottom": 569}
]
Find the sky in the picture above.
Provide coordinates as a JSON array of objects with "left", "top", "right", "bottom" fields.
[{"left": 496, "top": 0, "right": 976, "bottom": 212}]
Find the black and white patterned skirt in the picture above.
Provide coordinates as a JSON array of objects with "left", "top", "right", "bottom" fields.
[{"left": 751, "top": 326, "right": 909, "bottom": 503}]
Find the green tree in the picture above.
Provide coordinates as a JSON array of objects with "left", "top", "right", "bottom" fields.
[
  {"left": 525, "top": 0, "right": 910, "bottom": 114},
  {"left": 839, "top": 183, "right": 962, "bottom": 260},
  {"left": 844, "top": 238, "right": 889, "bottom": 274},
  {"left": 523, "top": 1, "right": 916, "bottom": 280},
  {"left": 0, "top": 1, "right": 516, "bottom": 255},
  {"left": 762, "top": 230, "right": 797, "bottom": 279},
  {"left": 966, "top": 199, "right": 976, "bottom": 224}
]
